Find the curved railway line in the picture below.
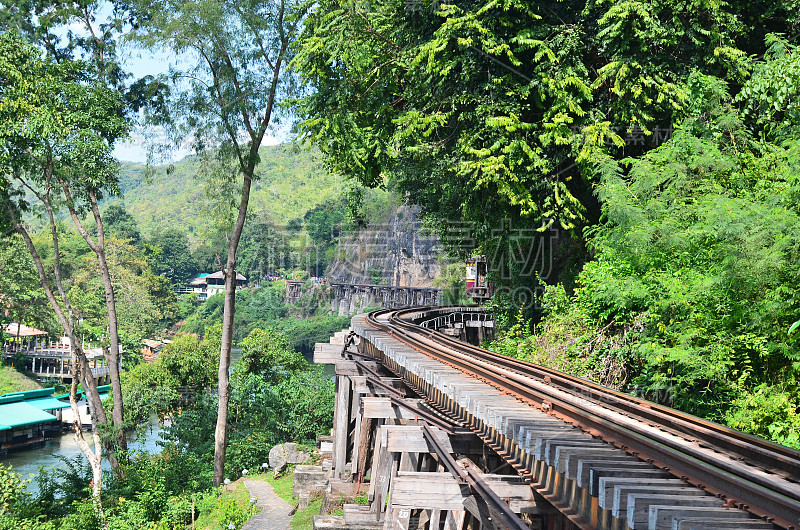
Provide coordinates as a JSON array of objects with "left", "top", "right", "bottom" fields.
[{"left": 358, "top": 306, "right": 800, "bottom": 530}]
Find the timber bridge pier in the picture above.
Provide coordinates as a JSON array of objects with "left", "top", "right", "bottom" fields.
[{"left": 312, "top": 306, "right": 800, "bottom": 530}]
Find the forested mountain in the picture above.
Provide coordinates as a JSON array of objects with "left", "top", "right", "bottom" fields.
[{"left": 110, "top": 144, "right": 344, "bottom": 243}]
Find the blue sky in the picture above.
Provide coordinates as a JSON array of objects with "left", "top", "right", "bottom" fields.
[
  {"left": 56, "top": 6, "right": 291, "bottom": 164},
  {"left": 111, "top": 44, "right": 289, "bottom": 164}
]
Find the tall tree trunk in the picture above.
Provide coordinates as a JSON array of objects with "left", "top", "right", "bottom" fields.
[
  {"left": 212, "top": 172, "right": 253, "bottom": 486},
  {"left": 57, "top": 179, "right": 127, "bottom": 453},
  {"left": 5, "top": 199, "right": 119, "bottom": 475},
  {"left": 68, "top": 353, "right": 107, "bottom": 528},
  {"left": 88, "top": 189, "right": 126, "bottom": 452}
]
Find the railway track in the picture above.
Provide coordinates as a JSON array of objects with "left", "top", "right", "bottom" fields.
[{"left": 361, "top": 306, "right": 800, "bottom": 530}]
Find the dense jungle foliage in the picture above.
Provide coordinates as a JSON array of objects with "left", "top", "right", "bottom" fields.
[
  {"left": 110, "top": 145, "right": 344, "bottom": 247},
  {"left": 294, "top": 0, "right": 800, "bottom": 447},
  {"left": 489, "top": 72, "right": 800, "bottom": 447},
  {"left": 181, "top": 282, "right": 351, "bottom": 354},
  {"left": 0, "top": 325, "right": 333, "bottom": 529}
]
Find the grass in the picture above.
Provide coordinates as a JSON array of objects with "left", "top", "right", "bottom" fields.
[
  {"left": 262, "top": 469, "right": 323, "bottom": 530},
  {"left": 193, "top": 479, "right": 260, "bottom": 530},
  {"left": 0, "top": 364, "right": 41, "bottom": 395},
  {"left": 264, "top": 470, "right": 294, "bottom": 503},
  {"left": 290, "top": 496, "right": 324, "bottom": 529}
]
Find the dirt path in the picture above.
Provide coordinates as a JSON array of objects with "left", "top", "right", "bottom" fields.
[{"left": 242, "top": 479, "right": 294, "bottom": 529}]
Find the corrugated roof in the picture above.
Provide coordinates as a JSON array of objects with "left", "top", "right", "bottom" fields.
[
  {"left": 5, "top": 388, "right": 54, "bottom": 399},
  {"left": 1, "top": 323, "right": 48, "bottom": 337},
  {"left": 205, "top": 271, "right": 247, "bottom": 281},
  {"left": 0, "top": 388, "right": 57, "bottom": 405},
  {"left": 0, "top": 402, "right": 58, "bottom": 429},
  {"left": 54, "top": 385, "right": 111, "bottom": 401},
  {"left": 26, "top": 397, "right": 71, "bottom": 411}
]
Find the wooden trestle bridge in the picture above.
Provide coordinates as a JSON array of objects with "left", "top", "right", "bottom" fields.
[{"left": 312, "top": 306, "right": 800, "bottom": 530}]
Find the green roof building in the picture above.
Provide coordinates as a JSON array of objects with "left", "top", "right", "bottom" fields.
[{"left": 0, "top": 387, "right": 71, "bottom": 453}]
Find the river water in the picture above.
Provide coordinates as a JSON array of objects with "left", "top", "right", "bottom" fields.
[
  {"left": 2, "top": 348, "right": 246, "bottom": 491},
  {"left": 2, "top": 419, "right": 164, "bottom": 491},
  {"left": 0, "top": 346, "right": 329, "bottom": 493}
]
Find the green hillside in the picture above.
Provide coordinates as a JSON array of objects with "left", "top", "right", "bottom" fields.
[
  {"left": 111, "top": 144, "right": 343, "bottom": 244},
  {"left": 0, "top": 365, "right": 41, "bottom": 395}
]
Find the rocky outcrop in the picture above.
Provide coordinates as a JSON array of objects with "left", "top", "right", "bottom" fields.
[
  {"left": 327, "top": 205, "right": 441, "bottom": 287},
  {"left": 269, "top": 442, "right": 310, "bottom": 477}
]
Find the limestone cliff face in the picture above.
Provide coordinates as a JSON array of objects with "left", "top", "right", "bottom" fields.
[{"left": 327, "top": 205, "right": 441, "bottom": 287}]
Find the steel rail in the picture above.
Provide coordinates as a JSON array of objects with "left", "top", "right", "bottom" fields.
[
  {"left": 391, "top": 307, "right": 800, "bottom": 480},
  {"left": 389, "top": 395, "right": 461, "bottom": 434},
  {"left": 387, "top": 310, "right": 800, "bottom": 525},
  {"left": 364, "top": 307, "right": 800, "bottom": 530},
  {"left": 463, "top": 465, "right": 531, "bottom": 530},
  {"left": 421, "top": 423, "right": 530, "bottom": 530}
]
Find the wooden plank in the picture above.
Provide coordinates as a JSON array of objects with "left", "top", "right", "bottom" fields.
[
  {"left": 351, "top": 400, "right": 364, "bottom": 476},
  {"left": 429, "top": 509, "right": 441, "bottom": 530},
  {"left": 383, "top": 507, "right": 411, "bottom": 530},
  {"left": 384, "top": 425, "right": 480, "bottom": 454},
  {"left": 389, "top": 472, "right": 540, "bottom": 513},
  {"left": 342, "top": 504, "right": 381, "bottom": 526},
  {"left": 350, "top": 376, "right": 397, "bottom": 395},
  {"left": 356, "top": 417, "right": 374, "bottom": 480},
  {"left": 612, "top": 485, "right": 706, "bottom": 519},
  {"left": 314, "top": 342, "right": 343, "bottom": 364},
  {"left": 335, "top": 360, "right": 361, "bottom": 377},
  {"left": 398, "top": 451, "right": 419, "bottom": 473},
  {"left": 370, "top": 426, "right": 394, "bottom": 516},
  {"left": 335, "top": 360, "right": 380, "bottom": 377},
  {"left": 390, "top": 472, "right": 469, "bottom": 511},
  {"left": 362, "top": 397, "right": 425, "bottom": 420},
  {"left": 626, "top": 494, "right": 722, "bottom": 529},
  {"left": 444, "top": 510, "right": 465, "bottom": 530}
]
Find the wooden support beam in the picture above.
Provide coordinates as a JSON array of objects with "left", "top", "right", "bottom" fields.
[
  {"left": 369, "top": 425, "right": 394, "bottom": 516},
  {"left": 335, "top": 360, "right": 361, "bottom": 377},
  {"left": 398, "top": 451, "right": 419, "bottom": 473},
  {"left": 362, "top": 397, "right": 426, "bottom": 420},
  {"left": 390, "top": 472, "right": 470, "bottom": 511},
  {"left": 355, "top": 417, "right": 374, "bottom": 480},
  {"left": 389, "top": 471, "right": 550, "bottom": 515},
  {"left": 333, "top": 375, "right": 352, "bottom": 478},
  {"left": 351, "top": 397, "right": 364, "bottom": 476},
  {"left": 314, "top": 342, "right": 344, "bottom": 364},
  {"left": 383, "top": 508, "right": 411, "bottom": 530},
  {"left": 350, "top": 376, "right": 399, "bottom": 395},
  {"left": 384, "top": 425, "right": 481, "bottom": 454},
  {"left": 444, "top": 509, "right": 466, "bottom": 530}
]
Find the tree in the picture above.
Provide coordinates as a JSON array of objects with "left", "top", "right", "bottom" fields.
[
  {"left": 0, "top": 235, "right": 53, "bottom": 334},
  {"left": 292, "top": 0, "right": 799, "bottom": 298},
  {"left": 129, "top": 0, "right": 308, "bottom": 485},
  {"left": 103, "top": 204, "right": 142, "bottom": 245},
  {"left": 237, "top": 217, "right": 294, "bottom": 280},
  {"left": 1, "top": 0, "right": 155, "bottom": 460},
  {"left": 70, "top": 237, "right": 179, "bottom": 356},
  {"left": 0, "top": 31, "right": 128, "bottom": 518},
  {"left": 303, "top": 197, "right": 346, "bottom": 275},
  {"left": 146, "top": 227, "right": 198, "bottom": 287},
  {"left": 488, "top": 63, "right": 800, "bottom": 448}
]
